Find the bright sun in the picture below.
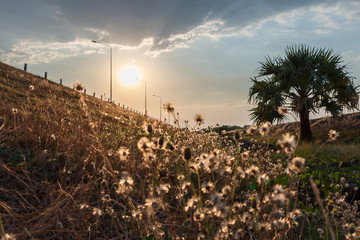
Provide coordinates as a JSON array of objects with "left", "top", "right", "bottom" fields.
[{"left": 118, "top": 65, "right": 142, "bottom": 86}]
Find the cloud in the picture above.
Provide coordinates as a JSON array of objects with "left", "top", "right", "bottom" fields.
[
  {"left": 3, "top": 39, "right": 94, "bottom": 64},
  {"left": 309, "top": 1, "right": 360, "bottom": 33},
  {"left": 84, "top": 28, "right": 110, "bottom": 41},
  {"left": 139, "top": 1, "right": 360, "bottom": 57},
  {"left": 313, "top": 29, "right": 331, "bottom": 35},
  {"left": 36, "top": 0, "right": 334, "bottom": 45},
  {"left": 2, "top": 0, "right": 359, "bottom": 63},
  {"left": 143, "top": 14, "right": 274, "bottom": 57},
  {"left": 273, "top": 8, "right": 303, "bottom": 27},
  {"left": 145, "top": 19, "right": 231, "bottom": 57},
  {"left": 3, "top": 16, "right": 259, "bottom": 64},
  {"left": 310, "top": 7, "right": 342, "bottom": 30},
  {"left": 3, "top": 38, "right": 153, "bottom": 65}
]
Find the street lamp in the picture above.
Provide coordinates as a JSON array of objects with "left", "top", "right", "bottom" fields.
[
  {"left": 92, "top": 40, "right": 113, "bottom": 102},
  {"left": 153, "top": 94, "right": 162, "bottom": 121},
  {"left": 135, "top": 78, "right": 147, "bottom": 116}
]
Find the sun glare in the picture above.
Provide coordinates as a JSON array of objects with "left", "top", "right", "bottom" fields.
[{"left": 119, "top": 65, "right": 142, "bottom": 86}]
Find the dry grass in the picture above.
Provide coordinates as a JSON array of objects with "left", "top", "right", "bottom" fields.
[{"left": 1, "top": 61, "right": 360, "bottom": 239}]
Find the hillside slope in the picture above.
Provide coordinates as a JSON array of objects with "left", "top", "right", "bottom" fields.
[
  {"left": 1, "top": 61, "right": 360, "bottom": 239},
  {"left": 269, "top": 112, "right": 360, "bottom": 143},
  {"left": 0, "top": 61, "right": 169, "bottom": 239}
]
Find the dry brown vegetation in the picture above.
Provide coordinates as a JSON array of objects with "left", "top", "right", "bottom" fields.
[{"left": 1, "top": 62, "right": 360, "bottom": 239}]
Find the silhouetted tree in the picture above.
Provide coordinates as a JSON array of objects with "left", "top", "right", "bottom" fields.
[{"left": 248, "top": 44, "right": 358, "bottom": 141}]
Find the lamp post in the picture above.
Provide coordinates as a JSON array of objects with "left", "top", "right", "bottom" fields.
[
  {"left": 135, "top": 78, "right": 147, "bottom": 116},
  {"left": 92, "top": 40, "right": 113, "bottom": 102},
  {"left": 153, "top": 94, "right": 162, "bottom": 121}
]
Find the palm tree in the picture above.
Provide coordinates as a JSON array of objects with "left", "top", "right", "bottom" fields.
[{"left": 248, "top": 44, "right": 358, "bottom": 141}]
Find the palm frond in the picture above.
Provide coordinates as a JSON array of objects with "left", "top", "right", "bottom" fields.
[{"left": 249, "top": 44, "right": 358, "bottom": 126}]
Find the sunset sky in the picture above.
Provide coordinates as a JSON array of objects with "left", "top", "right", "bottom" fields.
[{"left": 1, "top": 0, "right": 360, "bottom": 127}]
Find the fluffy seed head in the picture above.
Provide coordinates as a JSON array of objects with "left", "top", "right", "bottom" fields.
[
  {"left": 277, "top": 132, "right": 296, "bottom": 154},
  {"left": 163, "top": 102, "right": 175, "bottom": 114},
  {"left": 241, "top": 151, "right": 250, "bottom": 160},
  {"left": 194, "top": 113, "right": 205, "bottom": 125},
  {"left": 137, "top": 137, "right": 152, "bottom": 154},
  {"left": 259, "top": 121, "right": 271, "bottom": 136},
  {"left": 289, "top": 157, "right": 306, "bottom": 172},
  {"left": 118, "top": 147, "right": 130, "bottom": 160},
  {"left": 328, "top": 129, "right": 339, "bottom": 141},
  {"left": 73, "top": 81, "right": 84, "bottom": 92},
  {"left": 246, "top": 126, "right": 257, "bottom": 135}
]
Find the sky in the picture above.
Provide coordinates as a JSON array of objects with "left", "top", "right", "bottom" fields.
[{"left": 1, "top": 0, "right": 360, "bottom": 127}]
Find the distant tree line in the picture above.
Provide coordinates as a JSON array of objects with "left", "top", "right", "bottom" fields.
[{"left": 212, "top": 125, "right": 243, "bottom": 134}]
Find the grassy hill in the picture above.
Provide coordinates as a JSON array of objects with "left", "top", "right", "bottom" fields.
[
  {"left": 268, "top": 112, "right": 360, "bottom": 144},
  {"left": 1, "top": 61, "right": 360, "bottom": 239},
  {"left": 0, "top": 61, "right": 167, "bottom": 239}
]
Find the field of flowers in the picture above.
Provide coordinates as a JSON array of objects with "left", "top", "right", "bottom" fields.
[{"left": 0, "top": 61, "right": 359, "bottom": 239}]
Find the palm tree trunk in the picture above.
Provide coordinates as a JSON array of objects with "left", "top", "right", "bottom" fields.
[{"left": 299, "top": 107, "right": 312, "bottom": 141}]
